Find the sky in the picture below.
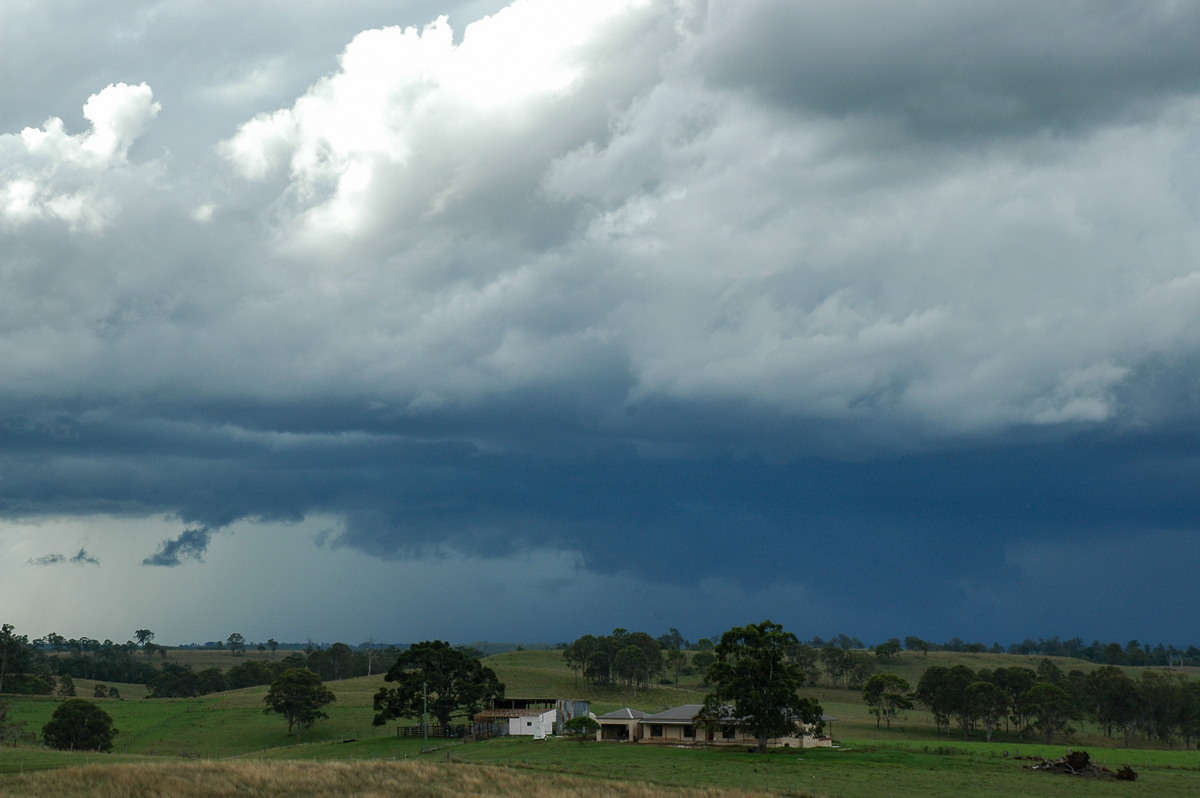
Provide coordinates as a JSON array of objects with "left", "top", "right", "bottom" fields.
[{"left": 3, "top": 0, "right": 1200, "bottom": 649}]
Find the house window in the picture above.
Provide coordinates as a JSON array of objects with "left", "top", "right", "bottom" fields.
[
  {"left": 722, "top": 726, "right": 736, "bottom": 740},
  {"left": 650, "top": 724, "right": 663, "bottom": 738},
  {"left": 527, "top": 721, "right": 533, "bottom": 727},
  {"left": 683, "top": 726, "right": 695, "bottom": 738}
]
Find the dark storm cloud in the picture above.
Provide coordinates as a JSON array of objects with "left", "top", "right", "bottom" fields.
[
  {"left": 696, "top": 1, "right": 1200, "bottom": 139},
  {"left": 27, "top": 547, "right": 99, "bottom": 567},
  {"left": 142, "top": 526, "right": 213, "bottom": 566}
]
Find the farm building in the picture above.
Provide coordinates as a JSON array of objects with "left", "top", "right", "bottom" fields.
[
  {"left": 595, "top": 707, "right": 647, "bottom": 741},
  {"left": 473, "top": 698, "right": 590, "bottom": 737},
  {"left": 600, "top": 703, "right": 834, "bottom": 748}
]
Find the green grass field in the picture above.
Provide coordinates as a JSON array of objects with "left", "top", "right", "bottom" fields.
[{"left": 4, "top": 647, "right": 1200, "bottom": 797}]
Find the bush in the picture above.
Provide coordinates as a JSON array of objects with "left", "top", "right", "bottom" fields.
[
  {"left": 42, "top": 699, "right": 117, "bottom": 752},
  {"left": 563, "top": 715, "right": 600, "bottom": 743}
]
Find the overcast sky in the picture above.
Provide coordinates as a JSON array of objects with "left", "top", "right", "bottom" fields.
[{"left": 3, "top": 0, "right": 1200, "bottom": 648}]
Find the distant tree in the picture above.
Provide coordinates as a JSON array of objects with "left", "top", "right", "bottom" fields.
[
  {"left": 992, "top": 666, "right": 1037, "bottom": 732},
  {"left": 267, "top": 639, "right": 279, "bottom": 658},
  {"left": 966, "top": 681, "right": 1007, "bottom": 742},
  {"left": 916, "top": 665, "right": 975, "bottom": 737},
  {"left": 904, "top": 636, "right": 930, "bottom": 656},
  {"left": 42, "top": 699, "right": 117, "bottom": 752},
  {"left": 695, "top": 638, "right": 714, "bottom": 652},
  {"left": 454, "top": 645, "right": 486, "bottom": 660},
  {"left": 57, "top": 674, "right": 77, "bottom": 697},
  {"left": 226, "top": 660, "right": 276, "bottom": 689},
  {"left": 108, "top": 687, "right": 121, "bottom": 700},
  {"left": 324, "top": 642, "right": 356, "bottom": 681},
  {"left": 227, "top": 633, "right": 246, "bottom": 656},
  {"left": 134, "top": 630, "right": 154, "bottom": 648},
  {"left": 861, "top": 673, "right": 912, "bottom": 729},
  {"left": 657, "top": 628, "right": 688, "bottom": 651},
  {"left": 197, "top": 667, "right": 229, "bottom": 694},
  {"left": 372, "top": 640, "right": 504, "bottom": 729},
  {"left": 703, "top": 620, "right": 823, "bottom": 754},
  {"left": 0, "top": 624, "right": 34, "bottom": 694},
  {"left": 692, "top": 651, "right": 716, "bottom": 686},
  {"left": 1022, "top": 682, "right": 1079, "bottom": 744},
  {"left": 264, "top": 668, "right": 336, "bottom": 741},
  {"left": 874, "top": 639, "right": 902, "bottom": 661},
  {"left": 362, "top": 639, "right": 382, "bottom": 676},
  {"left": 93, "top": 684, "right": 109, "bottom": 699},
  {"left": 664, "top": 647, "right": 687, "bottom": 686},
  {"left": 564, "top": 715, "right": 600, "bottom": 743},
  {"left": 1035, "top": 658, "right": 1065, "bottom": 685},
  {"left": 0, "top": 699, "right": 34, "bottom": 745},
  {"left": 819, "top": 646, "right": 849, "bottom": 687},
  {"left": 1085, "top": 666, "right": 1139, "bottom": 744},
  {"left": 257, "top": 644, "right": 267, "bottom": 656}
]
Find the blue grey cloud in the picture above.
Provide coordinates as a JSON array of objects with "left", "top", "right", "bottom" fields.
[
  {"left": 142, "top": 527, "right": 213, "bottom": 567},
  {"left": 28, "top": 547, "right": 99, "bottom": 567}
]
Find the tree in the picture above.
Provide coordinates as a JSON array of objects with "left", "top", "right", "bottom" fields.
[
  {"left": 0, "top": 699, "right": 34, "bottom": 745},
  {"left": 227, "top": 633, "right": 246, "bottom": 656},
  {"left": 703, "top": 620, "right": 823, "bottom": 754},
  {"left": 664, "top": 647, "right": 687, "bottom": 686},
  {"left": 263, "top": 668, "right": 336, "bottom": 741},
  {"left": 134, "top": 629, "right": 154, "bottom": 648},
  {"left": 41, "top": 699, "right": 117, "bottom": 752},
  {"left": 692, "top": 651, "right": 716, "bottom": 686},
  {"left": 966, "top": 681, "right": 1007, "bottom": 742},
  {"left": 916, "top": 665, "right": 975, "bottom": 737},
  {"left": 904, "top": 636, "right": 930, "bottom": 656},
  {"left": 861, "top": 673, "right": 912, "bottom": 729},
  {"left": 1022, "top": 682, "right": 1079, "bottom": 744},
  {"left": 874, "top": 639, "right": 902, "bottom": 661},
  {"left": 372, "top": 640, "right": 504, "bottom": 729},
  {"left": 563, "top": 715, "right": 600, "bottom": 743},
  {"left": 0, "top": 624, "right": 34, "bottom": 694},
  {"left": 267, "top": 638, "right": 279, "bottom": 658}
]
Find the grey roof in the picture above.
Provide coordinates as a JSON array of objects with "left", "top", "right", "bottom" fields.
[
  {"left": 596, "top": 707, "right": 647, "bottom": 720},
  {"left": 642, "top": 704, "right": 705, "bottom": 723}
]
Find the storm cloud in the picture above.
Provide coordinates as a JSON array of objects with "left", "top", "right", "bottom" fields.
[{"left": 2, "top": 0, "right": 1200, "bottom": 645}]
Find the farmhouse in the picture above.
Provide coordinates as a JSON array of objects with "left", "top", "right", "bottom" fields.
[{"left": 597, "top": 703, "right": 833, "bottom": 748}]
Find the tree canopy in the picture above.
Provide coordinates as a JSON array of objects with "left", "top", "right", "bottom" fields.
[
  {"left": 372, "top": 640, "right": 504, "bottom": 728},
  {"left": 702, "top": 620, "right": 823, "bottom": 753},
  {"left": 263, "top": 667, "right": 336, "bottom": 740},
  {"left": 41, "top": 699, "right": 117, "bottom": 752}
]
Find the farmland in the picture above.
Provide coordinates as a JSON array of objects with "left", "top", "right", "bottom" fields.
[{"left": 2, "top": 648, "right": 1200, "bottom": 797}]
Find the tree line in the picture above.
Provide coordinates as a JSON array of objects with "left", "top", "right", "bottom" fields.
[
  {"left": 0, "top": 623, "right": 399, "bottom": 699},
  {"left": 866, "top": 658, "right": 1200, "bottom": 748}
]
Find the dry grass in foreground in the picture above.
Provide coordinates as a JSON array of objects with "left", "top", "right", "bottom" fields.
[{"left": 0, "top": 760, "right": 788, "bottom": 798}]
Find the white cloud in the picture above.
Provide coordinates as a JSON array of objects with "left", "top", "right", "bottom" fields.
[
  {"left": 4, "top": 2, "right": 1200, "bottom": 440},
  {"left": 0, "top": 82, "right": 159, "bottom": 232}
]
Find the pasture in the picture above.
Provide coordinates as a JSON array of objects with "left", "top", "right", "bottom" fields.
[{"left": 3, "top": 648, "right": 1200, "bottom": 797}]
